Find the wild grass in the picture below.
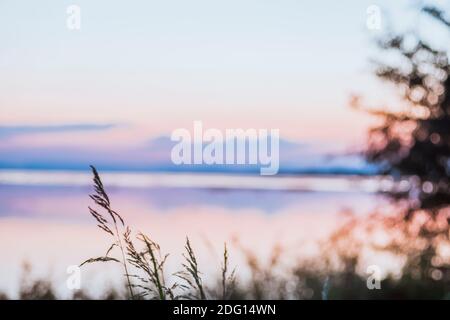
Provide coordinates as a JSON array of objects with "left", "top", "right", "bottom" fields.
[
  {"left": 75, "top": 166, "right": 450, "bottom": 300},
  {"left": 4, "top": 166, "right": 450, "bottom": 300},
  {"left": 220, "top": 243, "right": 236, "bottom": 299},
  {"left": 81, "top": 166, "right": 236, "bottom": 300},
  {"left": 124, "top": 229, "right": 174, "bottom": 299},
  {"left": 80, "top": 165, "right": 134, "bottom": 298}
]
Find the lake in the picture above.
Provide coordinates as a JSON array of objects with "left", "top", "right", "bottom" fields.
[{"left": 0, "top": 169, "right": 387, "bottom": 298}]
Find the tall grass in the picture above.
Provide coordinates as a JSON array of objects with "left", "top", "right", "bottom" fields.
[
  {"left": 221, "top": 243, "right": 236, "bottom": 299},
  {"left": 80, "top": 166, "right": 134, "bottom": 298},
  {"left": 176, "top": 237, "right": 207, "bottom": 299},
  {"left": 74, "top": 166, "right": 450, "bottom": 300},
  {"left": 81, "top": 166, "right": 235, "bottom": 300},
  {"left": 124, "top": 228, "right": 173, "bottom": 299}
]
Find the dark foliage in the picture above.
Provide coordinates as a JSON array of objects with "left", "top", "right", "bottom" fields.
[{"left": 356, "top": 6, "right": 450, "bottom": 214}]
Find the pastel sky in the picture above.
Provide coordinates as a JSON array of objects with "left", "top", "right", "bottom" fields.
[{"left": 0, "top": 0, "right": 448, "bottom": 169}]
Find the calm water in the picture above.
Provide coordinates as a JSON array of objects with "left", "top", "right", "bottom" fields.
[{"left": 0, "top": 170, "right": 386, "bottom": 298}]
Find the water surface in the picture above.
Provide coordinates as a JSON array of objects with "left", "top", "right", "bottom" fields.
[{"left": 0, "top": 170, "right": 385, "bottom": 297}]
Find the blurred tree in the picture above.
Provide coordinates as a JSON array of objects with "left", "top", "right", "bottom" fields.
[
  {"left": 343, "top": 5, "right": 450, "bottom": 292},
  {"left": 357, "top": 6, "right": 450, "bottom": 216}
]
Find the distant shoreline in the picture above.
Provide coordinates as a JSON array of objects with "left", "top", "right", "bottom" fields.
[
  {"left": 0, "top": 169, "right": 389, "bottom": 193},
  {"left": 0, "top": 164, "right": 379, "bottom": 177}
]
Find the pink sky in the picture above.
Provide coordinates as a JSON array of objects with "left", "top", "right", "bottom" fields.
[
  {"left": 0, "top": 1, "right": 439, "bottom": 298},
  {"left": 1, "top": 0, "right": 427, "bottom": 159}
]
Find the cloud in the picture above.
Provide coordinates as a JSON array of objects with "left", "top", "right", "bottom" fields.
[{"left": 0, "top": 124, "right": 117, "bottom": 138}]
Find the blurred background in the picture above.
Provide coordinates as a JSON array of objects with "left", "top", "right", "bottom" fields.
[{"left": 1, "top": 0, "right": 450, "bottom": 299}]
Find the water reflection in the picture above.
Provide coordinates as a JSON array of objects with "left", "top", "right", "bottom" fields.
[{"left": 0, "top": 170, "right": 385, "bottom": 297}]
